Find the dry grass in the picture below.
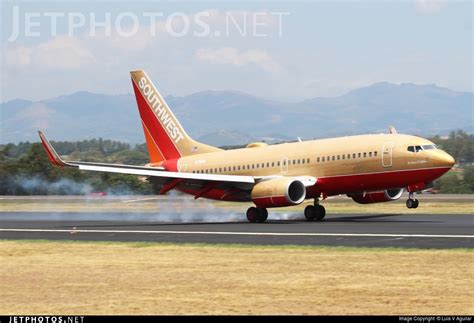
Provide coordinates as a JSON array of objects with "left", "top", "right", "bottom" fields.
[{"left": 1, "top": 240, "right": 473, "bottom": 315}]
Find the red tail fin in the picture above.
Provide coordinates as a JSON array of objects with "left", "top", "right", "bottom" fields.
[{"left": 130, "top": 70, "right": 220, "bottom": 162}]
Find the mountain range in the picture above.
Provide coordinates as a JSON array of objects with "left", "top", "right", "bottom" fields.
[{"left": 1, "top": 82, "right": 472, "bottom": 146}]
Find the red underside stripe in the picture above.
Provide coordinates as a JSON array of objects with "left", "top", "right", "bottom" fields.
[
  {"left": 308, "top": 167, "right": 450, "bottom": 196},
  {"left": 131, "top": 79, "right": 181, "bottom": 160},
  {"left": 177, "top": 167, "right": 451, "bottom": 203}
]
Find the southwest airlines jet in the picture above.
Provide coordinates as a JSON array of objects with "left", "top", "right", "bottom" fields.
[{"left": 39, "top": 70, "right": 455, "bottom": 223}]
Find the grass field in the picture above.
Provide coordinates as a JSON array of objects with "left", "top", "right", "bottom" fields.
[
  {"left": 0, "top": 194, "right": 473, "bottom": 214},
  {"left": 1, "top": 240, "right": 473, "bottom": 315}
]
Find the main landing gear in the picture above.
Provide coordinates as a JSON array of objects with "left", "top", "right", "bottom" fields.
[
  {"left": 246, "top": 198, "right": 327, "bottom": 223},
  {"left": 304, "top": 198, "right": 326, "bottom": 221},
  {"left": 406, "top": 192, "right": 419, "bottom": 209},
  {"left": 246, "top": 207, "right": 268, "bottom": 223}
]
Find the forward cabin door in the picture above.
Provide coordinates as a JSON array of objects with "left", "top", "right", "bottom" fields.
[
  {"left": 280, "top": 157, "right": 288, "bottom": 174},
  {"left": 382, "top": 142, "right": 395, "bottom": 168}
]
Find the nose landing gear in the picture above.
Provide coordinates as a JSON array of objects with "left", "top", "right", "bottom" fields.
[{"left": 406, "top": 192, "right": 419, "bottom": 209}]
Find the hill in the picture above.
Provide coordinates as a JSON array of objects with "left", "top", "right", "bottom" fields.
[{"left": 1, "top": 82, "right": 472, "bottom": 145}]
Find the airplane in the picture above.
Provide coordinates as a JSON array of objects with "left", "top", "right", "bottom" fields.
[{"left": 38, "top": 70, "right": 456, "bottom": 223}]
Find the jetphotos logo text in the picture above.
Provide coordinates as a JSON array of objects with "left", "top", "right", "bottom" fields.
[
  {"left": 138, "top": 76, "right": 185, "bottom": 145},
  {"left": 7, "top": 6, "right": 290, "bottom": 41}
]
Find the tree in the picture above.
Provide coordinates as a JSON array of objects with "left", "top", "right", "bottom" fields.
[{"left": 463, "top": 166, "right": 474, "bottom": 192}]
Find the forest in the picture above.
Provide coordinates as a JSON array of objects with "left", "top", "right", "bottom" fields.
[{"left": 0, "top": 130, "right": 472, "bottom": 195}]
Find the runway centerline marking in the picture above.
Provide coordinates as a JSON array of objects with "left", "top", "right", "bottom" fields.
[{"left": 0, "top": 228, "right": 472, "bottom": 239}]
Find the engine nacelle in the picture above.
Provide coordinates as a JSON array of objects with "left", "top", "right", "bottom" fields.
[
  {"left": 251, "top": 177, "right": 306, "bottom": 208},
  {"left": 350, "top": 188, "right": 404, "bottom": 204}
]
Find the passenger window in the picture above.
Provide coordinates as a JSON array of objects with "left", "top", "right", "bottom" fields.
[
  {"left": 278, "top": 161, "right": 281, "bottom": 166},
  {"left": 271, "top": 162, "right": 275, "bottom": 167},
  {"left": 297, "top": 159, "right": 301, "bottom": 164},
  {"left": 307, "top": 158, "right": 310, "bottom": 163},
  {"left": 262, "top": 163, "right": 265, "bottom": 168},
  {"left": 337, "top": 155, "right": 340, "bottom": 160},
  {"left": 353, "top": 153, "right": 356, "bottom": 158},
  {"left": 322, "top": 157, "right": 325, "bottom": 162},
  {"left": 317, "top": 157, "right": 320, "bottom": 162},
  {"left": 358, "top": 153, "right": 361, "bottom": 158},
  {"left": 283, "top": 161, "right": 286, "bottom": 166},
  {"left": 347, "top": 154, "right": 350, "bottom": 159},
  {"left": 342, "top": 155, "right": 345, "bottom": 160},
  {"left": 363, "top": 152, "right": 367, "bottom": 157},
  {"left": 332, "top": 156, "right": 335, "bottom": 161},
  {"left": 266, "top": 162, "right": 270, "bottom": 167},
  {"left": 374, "top": 151, "right": 378, "bottom": 157},
  {"left": 407, "top": 146, "right": 415, "bottom": 153},
  {"left": 369, "top": 152, "right": 372, "bottom": 157}
]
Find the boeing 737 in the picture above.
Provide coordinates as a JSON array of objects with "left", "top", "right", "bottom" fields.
[{"left": 39, "top": 70, "right": 455, "bottom": 223}]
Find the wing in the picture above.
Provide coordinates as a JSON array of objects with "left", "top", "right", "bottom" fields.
[
  {"left": 39, "top": 131, "right": 317, "bottom": 200},
  {"left": 38, "top": 131, "right": 256, "bottom": 199}
]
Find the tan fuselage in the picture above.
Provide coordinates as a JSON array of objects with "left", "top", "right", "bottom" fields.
[{"left": 175, "top": 133, "right": 453, "bottom": 198}]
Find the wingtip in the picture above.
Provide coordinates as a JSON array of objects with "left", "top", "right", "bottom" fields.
[{"left": 37, "top": 130, "right": 65, "bottom": 167}]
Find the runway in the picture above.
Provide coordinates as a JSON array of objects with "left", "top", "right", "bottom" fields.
[{"left": 0, "top": 212, "right": 472, "bottom": 248}]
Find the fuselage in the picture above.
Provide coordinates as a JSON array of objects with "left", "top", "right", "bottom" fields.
[{"left": 162, "top": 133, "right": 454, "bottom": 201}]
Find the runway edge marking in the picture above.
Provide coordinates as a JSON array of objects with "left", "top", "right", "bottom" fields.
[{"left": 0, "top": 228, "right": 472, "bottom": 239}]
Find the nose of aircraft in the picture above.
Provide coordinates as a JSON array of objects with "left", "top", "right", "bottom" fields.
[{"left": 438, "top": 151, "right": 455, "bottom": 168}]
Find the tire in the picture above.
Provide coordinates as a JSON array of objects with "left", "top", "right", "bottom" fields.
[
  {"left": 406, "top": 199, "right": 414, "bottom": 209},
  {"left": 315, "top": 205, "right": 326, "bottom": 221},
  {"left": 256, "top": 208, "right": 268, "bottom": 223},
  {"left": 304, "top": 205, "right": 315, "bottom": 221},
  {"left": 412, "top": 199, "right": 419, "bottom": 209},
  {"left": 246, "top": 207, "right": 258, "bottom": 223}
]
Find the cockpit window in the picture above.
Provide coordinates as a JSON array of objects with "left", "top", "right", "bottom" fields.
[
  {"left": 407, "top": 146, "right": 415, "bottom": 152},
  {"left": 422, "top": 144, "right": 437, "bottom": 150},
  {"left": 415, "top": 145, "right": 423, "bottom": 152}
]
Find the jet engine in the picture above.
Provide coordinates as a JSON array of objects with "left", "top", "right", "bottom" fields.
[
  {"left": 350, "top": 188, "right": 404, "bottom": 204},
  {"left": 251, "top": 177, "right": 306, "bottom": 208}
]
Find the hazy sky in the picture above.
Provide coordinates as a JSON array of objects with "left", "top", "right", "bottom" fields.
[{"left": 1, "top": 0, "right": 472, "bottom": 102}]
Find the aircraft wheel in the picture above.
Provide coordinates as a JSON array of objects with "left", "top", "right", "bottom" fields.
[
  {"left": 304, "top": 205, "right": 315, "bottom": 221},
  {"left": 256, "top": 208, "right": 268, "bottom": 223},
  {"left": 315, "top": 205, "right": 326, "bottom": 221},
  {"left": 246, "top": 207, "right": 259, "bottom": 223},
  {"left": 406, "top": 199, "right": 417, "bottom": 209},
  {"left": 412, "top": 199, "right": 419, "bottom": 209}
]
